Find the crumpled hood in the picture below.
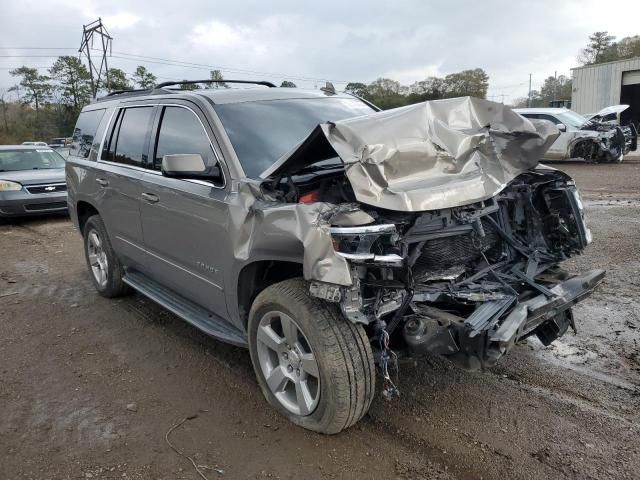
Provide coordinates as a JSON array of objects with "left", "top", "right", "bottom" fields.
[
  {"left": 593, "top": 104, "right": 629, "bottom": 119},
  {"left": 263, "top": 97, "right": 560, "bottom": 212}
]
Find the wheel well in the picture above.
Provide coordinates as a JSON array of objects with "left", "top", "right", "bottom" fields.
[
  {"left": 570, "top": 139, "right": 598, "bottom": 161},
  {"left": 237, "top": 261, "right": 303, "bottom": 328},
  {"left": 76, "top": 201, "right": 99, "bottom": 234}
]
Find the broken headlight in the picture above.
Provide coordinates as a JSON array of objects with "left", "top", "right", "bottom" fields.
[
  {"left": 571, "top": 186, "right": 592, "bottom": 245},
  {"left": 329, "top": 224, "right": 403, "bottom": 265}
]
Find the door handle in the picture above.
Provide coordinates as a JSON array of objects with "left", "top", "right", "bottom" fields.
[
  {"left": 141, "top": 192, "right": 159, "bottom": 203},
  {"left": 95, "top": 178, "right": 109, "bottom": 187}
]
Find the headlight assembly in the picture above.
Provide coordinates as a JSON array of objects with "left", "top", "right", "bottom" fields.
[
  {"left": 330, "top": 224, "right": 403, "bottom": 265},
  {"left": 0, "top": 180, "right": 22, "bottom": 191}
]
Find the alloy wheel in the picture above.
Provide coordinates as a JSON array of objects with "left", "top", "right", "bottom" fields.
[
  {"left": 256, "top": 310, "right": 321, "bottom": 416},
  {"left": 87, "top": 229, "right": 108, "bottom": 287}
]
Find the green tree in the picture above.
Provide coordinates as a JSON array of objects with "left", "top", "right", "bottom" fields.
[
  {"left": 206, "top": 69, "right": 228, "bottom": 88},
  {"left": 9, "top": 67, "right": 51, "bottom": 118},
  {"left": 48, "top": 56, "right": 91, "bottom": 108},
  {"left": 344, "top": 82, "right": 369, "bottom": 99},
  {"left": 408, "top": 77, "right": 447, "bottom": 101},
  {"left": 610, "top": 35, "right": 640, "bottom": 61},
  {"left": 366, "top": 78, "right": 407, "bottom": 109},
  {"left": 105, "top": 68, "right": 131, "bottom": 91},
  {"left": 579, "top": 31, "right": 616, "bottom": 64},
  {"left": 442, "top": 68, "right": 489, "bottom": 98},
  {"left": 280, "top": 80, "right": 297, "bottom": 88},
  {"left": 539, "top": 75, "right": 572, "bottom": 104},
  {"left": 132, "top": 65, "right": 157, "bottom": 89},
  {"left": 179, "top": 80, "right": 201, "bottom": 90}
]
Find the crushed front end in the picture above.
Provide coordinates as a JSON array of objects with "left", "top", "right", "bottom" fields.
[{"left": 311, "top": 167, "right": 604, "bottom": 370}]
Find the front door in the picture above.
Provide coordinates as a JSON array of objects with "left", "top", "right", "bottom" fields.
[{"left": 138, "top": 104, "right": 231, "bottom": 319}]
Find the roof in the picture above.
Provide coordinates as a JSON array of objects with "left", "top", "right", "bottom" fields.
[
  {"left": 0, "top": 145, "right": 52, "bottom": 151},
  {"left": 513, "top": 107, "right": 571, "bottom": 114},
  {"left": 195, "top": 87, "right": 351, "bottom": 104},
  {"left": 94, "top": 86, "right": 352, "bottom": 106},
  {"left": 571, "top": 56, "right": 640, "bottom": 71}
]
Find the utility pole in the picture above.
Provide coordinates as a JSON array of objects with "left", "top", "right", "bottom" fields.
[
  {"left": 79, "top": 18, "right": 113, "bottom": 99},
  {"left": 527, "top": 73, "right": 532, "bottom": 107}
]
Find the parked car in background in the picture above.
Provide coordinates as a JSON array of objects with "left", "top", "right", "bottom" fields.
[
  {"left": 49, "top": 138, "right": 71, "bottom": 160},
  {"left": 48, "top": 137, "right": 69, "bottom": 148},
  {"left": 21, "top": 141, "right": 49, "bottom": 147},
  {"left": 514, "top": 106, "right": 637, "bottom": 163},
  {"left": 0, "top": 146, "right": 67, "bottom": 218}
]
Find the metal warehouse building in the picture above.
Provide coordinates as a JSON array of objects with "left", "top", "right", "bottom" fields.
[{"left": 571, "top": 57, "right": 640, "bottom": 126}]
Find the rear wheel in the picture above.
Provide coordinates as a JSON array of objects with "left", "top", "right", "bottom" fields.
[
  {"left": 248, "top": 278, "right": 375, "bottom": 434},
  {"left": 83, "top": 215, "right": 130, "bottom": 298}
]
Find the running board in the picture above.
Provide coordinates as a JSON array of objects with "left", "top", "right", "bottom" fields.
[{"left": 123, "top": 270, "right": 248, "bottom": 347}]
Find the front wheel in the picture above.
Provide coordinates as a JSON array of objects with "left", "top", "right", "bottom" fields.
[{"left": 248, "top": 278, "right": 375, "bottom": 434}]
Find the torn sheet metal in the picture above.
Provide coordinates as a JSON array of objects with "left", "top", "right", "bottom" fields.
[
  {"left": 264, "top": 97, "right": 560, "bottom": 211},
  {"left": 229, "top": 182, "right": 356, "bottom": 286}
]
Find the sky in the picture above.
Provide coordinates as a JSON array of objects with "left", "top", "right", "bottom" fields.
[{"left": 1, "top": 0, "right": 639, "bottom": 104}]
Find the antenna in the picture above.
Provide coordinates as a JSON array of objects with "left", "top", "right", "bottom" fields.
[{"left": 79, "top": 18, "right": 113, "bottom": 99}]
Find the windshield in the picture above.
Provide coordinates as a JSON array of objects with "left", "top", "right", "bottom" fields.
[
  {"left": 213, "top": 97, "right": 375, "bottom": 178},
  {"left": 0, "top": 149, "right": 65, "bottom": 171},
  {"left": 555, "top": 110, "right": 587, "bottom": 129}
]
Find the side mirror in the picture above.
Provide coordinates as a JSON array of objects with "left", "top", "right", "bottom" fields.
[
  {"left": 161, "top": 154, "right": 222, "bottom": 182},
  {"left": 555, "top": 123, "right": 567, "bottom": 132}
]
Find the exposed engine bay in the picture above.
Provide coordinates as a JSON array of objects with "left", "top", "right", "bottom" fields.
[
  {"left": 258, "top": 97, "right": 604, "bottom": 398},
  {"left": 264, "top": 164, "right": 603, "bottom": 378}
]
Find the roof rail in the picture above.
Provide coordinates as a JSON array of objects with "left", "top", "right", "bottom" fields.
[
  {"left": 154, "top": 79, "right": 277, "bottom": 88},
  {"left": 103, "top": 88, "right": 154, "bottom": 97},
  {"left": 95, "top": 88, "right": 170, "bottom": 102}
]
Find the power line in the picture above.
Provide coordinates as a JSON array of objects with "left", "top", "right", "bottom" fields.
[{"left": 0, "top": 48, "right": 350, "bottom": 84}]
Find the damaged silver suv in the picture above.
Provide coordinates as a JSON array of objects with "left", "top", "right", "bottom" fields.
[{"left": 67, "top": 80, "right": 604, "bottom": 434}]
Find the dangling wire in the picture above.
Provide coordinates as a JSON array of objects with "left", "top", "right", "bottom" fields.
[{"left": 378, "top": 327, "right": 400, "bottom": 400}]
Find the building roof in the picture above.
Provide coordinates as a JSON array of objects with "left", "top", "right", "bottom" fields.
[{"left": 571, "top": 56, "right": 640, "bottom": 71}]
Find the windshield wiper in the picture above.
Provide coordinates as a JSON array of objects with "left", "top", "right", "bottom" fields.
[{"left": 293, "top": 163, "right": 344, "bottom": 176}]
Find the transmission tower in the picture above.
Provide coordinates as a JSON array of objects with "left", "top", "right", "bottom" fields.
[{"left": 78, "top": 18, "right": 113, "bottom": 99}]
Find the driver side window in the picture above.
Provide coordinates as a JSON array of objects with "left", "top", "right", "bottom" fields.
[{"left": 153, "top": 106, "right": 220, "bottom": 182}]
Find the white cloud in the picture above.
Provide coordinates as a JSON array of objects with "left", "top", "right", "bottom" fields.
[
  {"left": 101, "top": 12, "right": 141, "bottom": 30},
  {"left": 1, "top": 0, "right": 638, "bottom": 95},
  {"left": 382, "top": 64, "right": 444, "bottom": 85}
]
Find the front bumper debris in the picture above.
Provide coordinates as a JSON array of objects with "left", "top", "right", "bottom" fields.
[{"left": 403, "top": 269, "right": 605, "bottom": 370}]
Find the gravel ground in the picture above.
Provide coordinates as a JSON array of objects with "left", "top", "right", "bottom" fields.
[{"left": 1, "top": 161, "right": 639, "bottom": 480}]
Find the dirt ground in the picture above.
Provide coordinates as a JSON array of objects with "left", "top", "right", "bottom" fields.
[{"left": 1, "top": 160, "right": 639, "bottom": 480}]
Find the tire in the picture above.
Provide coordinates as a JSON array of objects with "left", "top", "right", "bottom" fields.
[
  {"left": 248, "top": 278, "right": 375, "bottom": 434},
  {"left": 83, "top": 214, "right": 130, "bottom": 298}
]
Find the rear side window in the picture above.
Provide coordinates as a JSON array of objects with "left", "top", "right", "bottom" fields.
[
  {"left": 103, "top": 107, "right": 154, "bottom": 167},
  {"left": 70, "top": 109, "right": 105, "bottom": 159},
  {"left": 153, "top": 106, "right": 215, "bottom": 171}
]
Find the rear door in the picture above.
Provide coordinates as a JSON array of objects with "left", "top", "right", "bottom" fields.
[
  {"left": 95, "top": 105, "right": 156, "bottom": 268},
  {"left": 138, "top": 102, "right": 231, "bottom": 318}
]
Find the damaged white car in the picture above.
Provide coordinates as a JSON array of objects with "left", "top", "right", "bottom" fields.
[{"left": 514, "top": 105, "right": 637, "bottom": 163}]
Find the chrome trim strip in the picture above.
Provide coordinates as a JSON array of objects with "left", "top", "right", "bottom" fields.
[
  {"left": 336, "top": 252, "right": 404, "bottom": 264},
  {"left": 116, "top": 235, "right": 224, "bottom": 291},
  {"left": 330, "top": 224, "right": 397, "bottom": 234}
]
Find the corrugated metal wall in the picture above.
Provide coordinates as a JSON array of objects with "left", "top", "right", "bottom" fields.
[{"left": 571, "top": 57, "right": 640, "bottom": 114}]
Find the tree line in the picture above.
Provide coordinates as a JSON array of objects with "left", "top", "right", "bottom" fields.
[
  {"left": 1, "top": 31, "right": 637, "bottom": 144},
  {"left": 0, "top": 59, "right": 232, "bottom": 144}
]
